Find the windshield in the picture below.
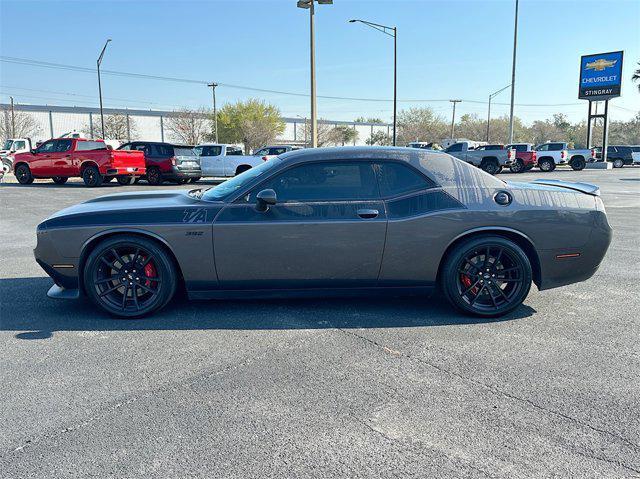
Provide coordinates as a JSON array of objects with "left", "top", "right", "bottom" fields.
[
  {"left": 2, "top": 140, "right": 13, "bottom": 150},
  {"left": 202, "top": 159, "right": 280, "bottom": 201}
]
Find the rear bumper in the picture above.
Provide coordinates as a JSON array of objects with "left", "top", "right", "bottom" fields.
[
  {"left": 104, "top": 166, "right": 146, "bottom": 177},
  {"left": 163, "top": 167, "right": 201, "bottom": 180}
]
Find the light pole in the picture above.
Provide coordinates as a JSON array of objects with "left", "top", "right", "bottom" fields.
[
  {"left": 486, "top": 85, "right": 510, "bottom": 142},
  {"left": 9, "top": 96, "right": 15, "bottom": 138},
  {"left": 349, "top": 19, "right": 397, "bottom": 146},
  {"left": 97, "top": 38, "right": 111, "bottom": 139},
  {"left": 449, "top": 99, "right": 461, "bottom": 138},
  {"left": 508, "top": 0, "right": 519, "bottom": 143},
  {"left": 207, "top": 82, "right": 219, "bottom": 143},
  {"left": 297, "top": 0, "right": 332, "bottom": 148}
]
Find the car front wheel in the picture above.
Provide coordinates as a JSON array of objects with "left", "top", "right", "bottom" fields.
[
  {"left": 15, "top": 164, "right": 34, "bottom": 184},
  {"left": 612, "top": 159, "right": 624, "bottom": 168},
  {"left": 83, "top": 235, "right": 177, "bottom": 318},
  {"left": 440, "top": 236, "right": 532, "bottom": 317}
]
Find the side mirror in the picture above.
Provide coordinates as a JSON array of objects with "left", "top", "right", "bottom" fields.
[
  {"left": 255, "top": 189, "right": 277, "bottom": 212},
  {"left": 30, "top": 149, "right": 37, "bottom": 155}
]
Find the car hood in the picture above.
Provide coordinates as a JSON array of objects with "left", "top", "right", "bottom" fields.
[{"left": 42, "top": 189, "right": 223, "bottom": 229}]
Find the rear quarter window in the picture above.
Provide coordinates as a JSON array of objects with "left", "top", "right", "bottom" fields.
[{"left": 76, "top": 141, "right": 107, "bottom": 151}]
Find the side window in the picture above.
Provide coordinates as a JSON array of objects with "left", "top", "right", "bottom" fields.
[
  {"left": 548, "top": 143, "right": 563, "bottom": 151},
  {"left": 254, "top": 148, "right": 268, "bottom": 156},
  {"left": 14, "top": 141, "right": 26, "bottom": 150},
  {"left": 205, "top": 146, "right": 222, "bottom": 156},
  {"left": 36, "top": 141, "right": 56, "bottom": 153},
  {"left": 447, "top": 143, "right": 463, "bottom": 152},
  {"left": 536, "top": 144, "right": 548, "bottom": 151},
  {"left": 54, "top": 140, "right": 72, "bottom": 152},
  {"left": 155, "top": 144, "right": 173, "bottom": 157},
  {"left": 119, "top": 143, "right": 132, "bottom": 151},
  {"left": 376, "top": 162, "right": 435, "bottom": 197},
  {"left": 270, "top": 147, "right": 287, "bottom": 156},
  {"left": 253, "top": 162, "right": 378, "bottom": 202}
]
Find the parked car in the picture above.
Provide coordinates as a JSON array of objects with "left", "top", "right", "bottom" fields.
[
  {"left": 444, "top": 141, "right": 515, "bottom": 174},
  {"left": 1, "top": 137, "right": 37, "bottom": 173},
  {"left": 194, "top": 143, "right": 261, "bottom": 178},
  {"left": 13, "top": 138, "right": 145, "bottom": 187},
  {"left": 34, "top": 146, "right": 611, "bottom": 319},
  {"left": 534, "top": 142, "right": 593, "bottom": 171},
  {"left": 631, "top": 146, "right": 640, "bottom": 165},
  {"left": 505, "top": 143, "right": 537, "bottom": 173},
  {"left": 118, "top": 142, "right": 201, "bottom": 185},
  {"left": 604, "top": 145, "right": 635, "bottom": 168},
  {"left": 253, "top": 145, "right": 302, "bottom": 161}
]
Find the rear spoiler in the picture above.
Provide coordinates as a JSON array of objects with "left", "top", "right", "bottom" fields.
[{"left": 530, "top": 179, "right": 600, "bottom": 196}]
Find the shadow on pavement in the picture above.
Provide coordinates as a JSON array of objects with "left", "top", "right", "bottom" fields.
[{"left": 1, "top": 277, "right": 536, "bottom": 340}]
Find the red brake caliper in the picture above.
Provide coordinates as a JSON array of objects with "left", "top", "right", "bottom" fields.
[
  {"left": 460, "top": 272, "right": 478, "bottom": 294},
  {"left": 143, "top": 258, "right": 157, "bottom": 289}
]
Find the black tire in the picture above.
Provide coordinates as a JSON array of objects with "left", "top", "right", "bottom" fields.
[
  {"left": 510, "top": 159, "right": 525, "bottom": 174},
  {"left": 147, "top": 167, "right": 163, "bottom": 185},
  {"left": 440, "top": 235, "right": 532, "bottom": 317},
  {"left": 538, "top": 158, "right": 555, "bottom": 172},
  {"left": 2, "top": 158, "right": 12, "bottom": 174},
  {"left": 116, "top": 176, "right": 135, "bottom": 186},
  {"left": 612, "top": 158, "right": 624, "bottom": 168},
  {"left": 52, "top": 176, "right": 68, "bottom": 185},
  {"left": 189, "top": 177, "right": 201, "bottom": 184},
  {"left": 15, "top": 164, "right": 34, "bottom": 185},
  {"left": 570, "top": 157, "right": 586, "bottom": 171},
  {"left": 83, "top": 235, "right": 177, "bottom": 318},
  {"left": 104, "top": 176, "right": 115, "bottom": 183},
  {"left": 134, "top": 177, "right": 141, "bottom": 184},
  {"left": 82, "top": 165, "right": 103, "bottom": 187},
  {"left": 480, "top": 159, "right": 500, "bottom": 175},
  {"left": 235, "top": 165, "right": 251, "bottom": 176}
]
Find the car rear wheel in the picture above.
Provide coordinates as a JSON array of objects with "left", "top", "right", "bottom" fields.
[
  {"left": 509, "top": 159, "right": 525, "bottom": 173},
  {"left": 82, "top": 165, "right": 103, "bottom": 187},
  {"left": 570, "top": 157, "right": 586, "bottom": 171},
  {"left": 116, "top": 176, "right": 135, "bottom": 185},
  {"left": 480, "top": 159, "right": 500, "bottom": 175},
  {"left": 15, "top": 164, "right": 34, "bottom": 185},
  {"left": 147, "top": 167, "right": 162, "bottom": 185},
  {"left": 83, "top": 235, "right": 177, "bottom": 318},
  {"left": 612, "top": 158, "right": 624, "bottom": 168},
  {"left": 538, "top": 158, "right": 555, "bottom": 172},
  {"left": 440, "top": 236, "right": 532, "bottom": 317},
  {"left": 52, "top": 176, "right": 68, "bottom": 185}
]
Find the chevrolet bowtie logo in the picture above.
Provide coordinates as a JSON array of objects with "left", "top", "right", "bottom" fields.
[{"left": 585, "top": 59, "right": 617, "bottom": 71}]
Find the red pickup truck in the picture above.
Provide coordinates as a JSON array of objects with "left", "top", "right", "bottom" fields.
[
  {"left": 505, "top": 143, "right": 537, "bottom": 173},
  {"left": 13, "top": 138, "right": 146, "bottom": 187}
]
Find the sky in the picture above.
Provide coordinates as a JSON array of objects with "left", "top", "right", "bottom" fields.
[{"left": 0, "top": 0, "right": 638, "bottom": 125}]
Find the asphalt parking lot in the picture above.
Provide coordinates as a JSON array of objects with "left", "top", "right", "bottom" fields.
[{"left": 1, "top": 167, "right": 639, "bottom": 478}]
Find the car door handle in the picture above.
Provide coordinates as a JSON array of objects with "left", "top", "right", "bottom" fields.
[{"left": 357, "top": 209, "right": 379, "bottom": 219}]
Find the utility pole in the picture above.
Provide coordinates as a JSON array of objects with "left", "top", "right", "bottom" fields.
[
  {"left": 449, "top": 100, "right": 461, "bottom": 138},
  {"left": 207, "top": 82, "right": 219, "bottom": 143},
  {"left": 508, "top": 0, "right": 519, "bottom": 143},
  {"left": 9, "top": 96, "right": 15, "bottom": 137},
  {"left": 97, "top": 39, "right": 112, "bottom": 139}
]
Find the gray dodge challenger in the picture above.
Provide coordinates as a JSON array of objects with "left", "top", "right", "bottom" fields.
[{"left": 34, "top": 147, "right": 612, "bottom": 318}]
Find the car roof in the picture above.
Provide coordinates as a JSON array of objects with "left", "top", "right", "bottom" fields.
[{"left": 278, "top": 146, "right": 431, "bottom": 164}]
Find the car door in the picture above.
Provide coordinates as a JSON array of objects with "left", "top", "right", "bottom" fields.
[
  {"left": 49, "top": 139, "right": 74, "bottom": 176},
  {"left": 29, "top": 140, "right": 56, "bottom": 175},
  {"left": 213, "top": 161, "right": 387, "bottom": 289},
  {"left": 199, "top": 145, "right": 224, "bottom": 177}
]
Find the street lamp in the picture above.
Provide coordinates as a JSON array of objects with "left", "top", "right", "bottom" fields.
[
  {"left": 97, "top": 38, "right": 111, "bottom": 139},
  {"left": 486, "top": 85, "right": 510, "bottom": 142},
  {"left": 297, "top": 0, "right": 332, "bottom": 148},
  {"left": 449, "top": 99, "right": 461, "bottom": 138},
  {"left": 349, "top": 19, "right": 397, "bottom": 146}
]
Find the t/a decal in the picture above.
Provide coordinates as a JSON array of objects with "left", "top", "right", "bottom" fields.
[{"left": 182, "top": 209, "right": 208, "bottom": 224}]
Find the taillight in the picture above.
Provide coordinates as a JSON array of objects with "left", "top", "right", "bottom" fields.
[
  {"left": 532, "top": 151, "right": 537, "bottom": 160},
  {"left": 590, "top": 149, "right": 595, "bottom": 158},
  {"left": 170, "top": 157, "right": 177, "bottom": 166},
  {"left": 561, "top": 151, "right": 567, "bottom": 159},
  {"left": 262, "top": 156, "right": 269, "bottom": 161}
]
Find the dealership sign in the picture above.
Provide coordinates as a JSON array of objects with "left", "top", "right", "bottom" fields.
[{"left": 579, "top": 51, "right": 623, "bottom": 100}]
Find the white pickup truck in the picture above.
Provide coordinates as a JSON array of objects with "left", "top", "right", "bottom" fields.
[
  {"left": 534, "top": 142, "right": 594, "bottom": 171},
  {"left": 444, "top": 141, "right": 515, "bottom": 175},
  {"left": 1, "top": 138, "right": 36, "bottom": 173},
  {"left": 194, "top": 143, "right": 264, "bottom": 178}
]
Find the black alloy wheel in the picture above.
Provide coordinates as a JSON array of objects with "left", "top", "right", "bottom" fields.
[
  {"left": 116, "top": 176, "right": 135, "bottom": 185},
  {"left": 571, "top": 157, "right": 586, "bottom": 171},
  {"left": 82, "top": 165, "right": 103, "bottom": 187},
  {"left": 481, "top": 159, "right": 500, "bottom": 175},
  {"left": 52, "top": 176, "right": 68, "bottom": 185},
  {"left": 15, "top": 164, "right": 34, "bottom": 184},
  {"left": 83, "top": 236, "right": 176, "bottom": 318},
  {"left": 441, "top": 236, "right": 532, "bottom": 317},
  {"left": 147, "top": 167, "right": 162, "bottom": 185},
  {"left": 612, "top": 158, "right": 624, "bottom": 168}
]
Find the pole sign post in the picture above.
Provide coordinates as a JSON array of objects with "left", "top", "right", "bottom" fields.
[{"left": 579, "top": 51, "right": 623, "bottom": 100}]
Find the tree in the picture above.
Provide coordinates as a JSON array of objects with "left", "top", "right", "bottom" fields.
[
  {"left": 366, "top": 130, "right": 392, "bottom": 146},
  {"left": 397, "top": 107, "right": 449, "bottom": 144},
  {"left": 296, "top": 119, "right": 337, "bottom": 147},
  {"left": 165, "top": 108, "right": 211, "bottom": 145},
  {"left": 355, "top": 116, "right": 384, "bottom": 124},
  {"left": 327, "top": 125, "right": 358, "bottom": 146},
  {"left": 633, "top": 62, "right": 640, "bottom": 91},
  {"left": 83, "top": 113, "right": 138, "bottom": 141},
  {"left": 217, "top": 99, "right": 285, "bottom": 153},
  {"left": 0, "top": 106, "right": 41, "bottom": 140}
]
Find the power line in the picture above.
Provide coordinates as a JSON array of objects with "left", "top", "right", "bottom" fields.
[{"left": 1, "top": 55, "right": 588, "bottom": 107}]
